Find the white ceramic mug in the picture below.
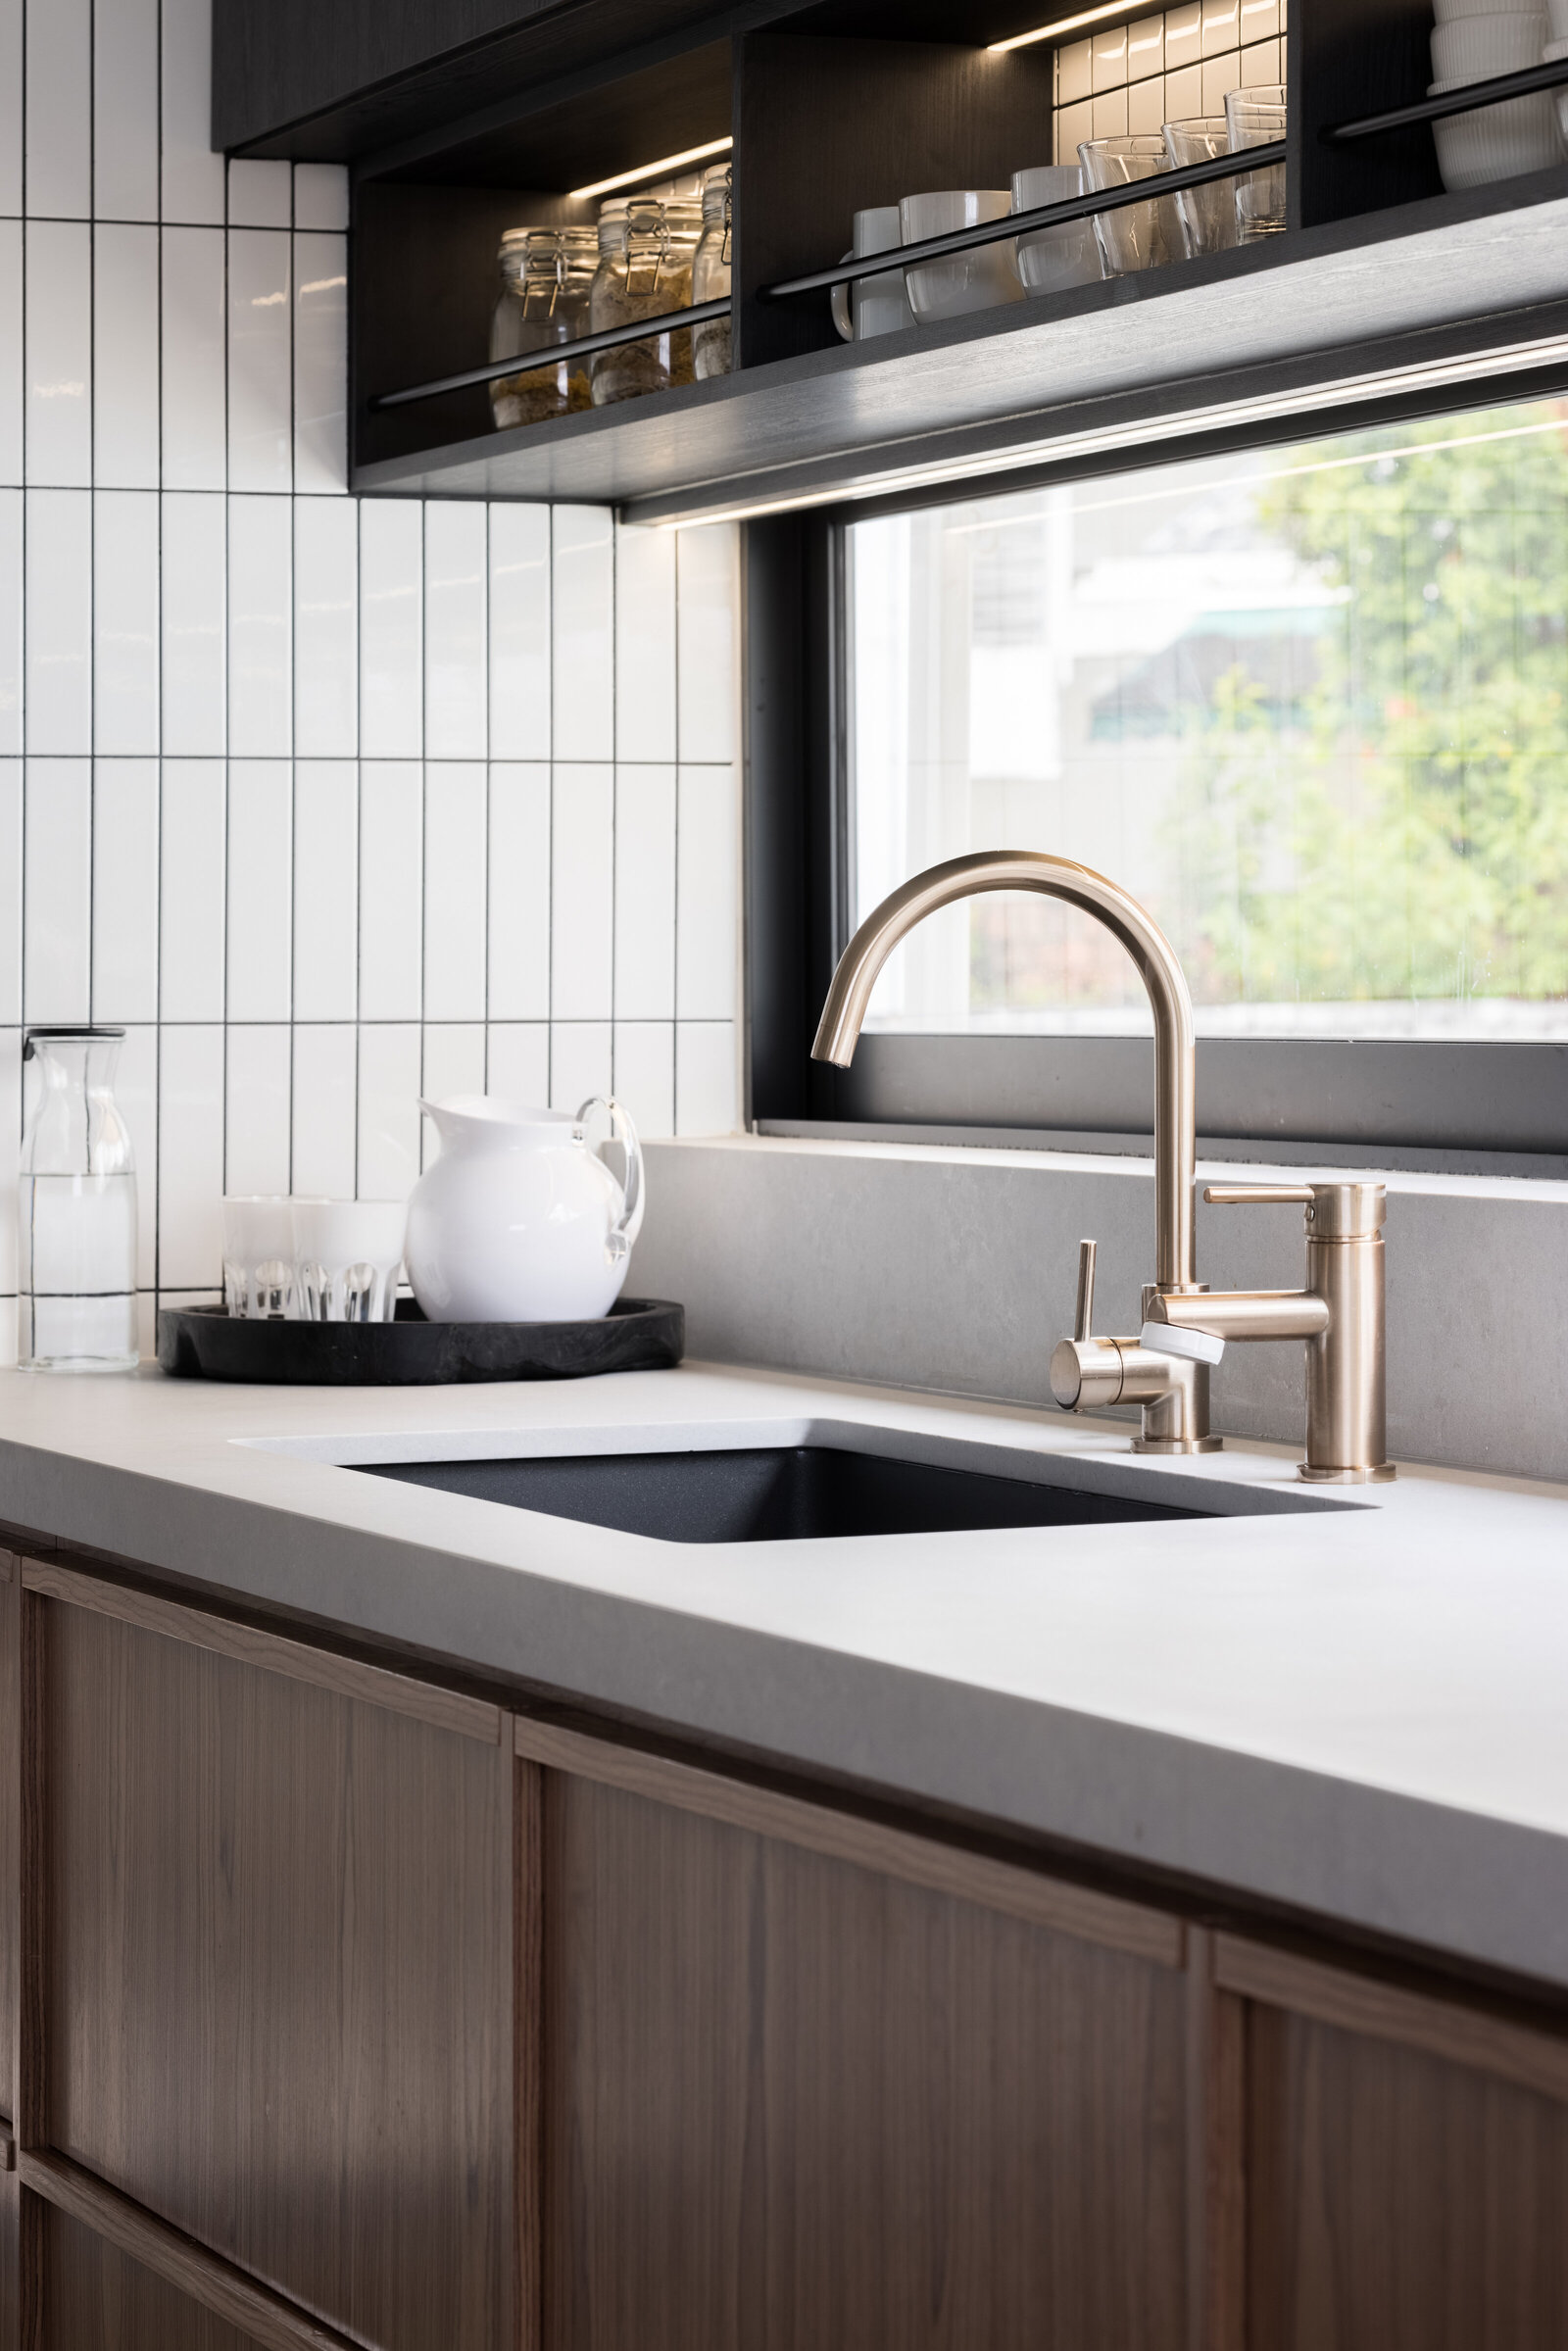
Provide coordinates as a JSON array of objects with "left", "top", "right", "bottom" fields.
[
  {"left": 830, "top": 206, "right": 915, "bottom": 341},
  {"left": 1010, "top": 165, "right": 1101, "bottom": 295},
  {"left": 222, "top": 1196, "right": 298, "bottom": 1320},
  {"left": 291, "top": 1198, "right": 407, "bottom": 1324},
  {"left": 899, "top": 190, "right": 1023, "bottom": 322}
]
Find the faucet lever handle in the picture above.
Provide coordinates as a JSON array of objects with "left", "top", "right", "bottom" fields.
[
  {"left": 1073, "top": 1238, "right": 1097, "bottom": 1343},
  {"left": 1202, "top": 1183, "right": 1315, "bottom": 1206}
]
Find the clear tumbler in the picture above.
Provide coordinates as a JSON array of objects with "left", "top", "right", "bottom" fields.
[{"left": 18, "top": 1026, "right": 138, "bottom": 1371}]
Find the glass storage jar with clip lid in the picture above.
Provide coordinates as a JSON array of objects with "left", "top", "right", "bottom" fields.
[
  {"left": 692, "top": 162, "right": 733, "bottom": 379},
  {"left": 589, "top": 197, "right": 703, "bottom": 407},
  {"left": 489, "top": 223, "right": 598, "bottom": 429},
  {"left": 18, "top": 1026, "right": 138, "bottom": 1371}
]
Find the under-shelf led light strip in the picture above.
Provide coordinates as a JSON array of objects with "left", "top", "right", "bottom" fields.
[
  {"left": 655, "top": 334, "right": 1568, "bottom": 528},
  {"left": 987, "top": 2, "right": 1140, "bottom": 54},
  {"left": 568, "top": 135, "right": 732, "bottom": 202}
]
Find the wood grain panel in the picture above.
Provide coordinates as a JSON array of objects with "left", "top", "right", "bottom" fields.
[
  {"left": 515, "top": 1759, "right": 544, "bottom": 2351},
  {"left": 22, "top": 1556, "right": 501, "bottom": 1744},
  {"left": 42, "top": 1598, "right": 514, "bottom": 2351},
  {"left": 543, "top": 1771, "right": 1189, "bottom": 2351},
  {"left": 1215, "top": 1932, "right": 1568, "bottom": 2103},
  {"left": 25, "top": 2155, "right": 357, "bottom": 2351},
  {"left": 515, "top": 1716, "right": 1181, "bottom": 1967},
  {"left": 1247, "top": 2003, "right": 1568, "bottom": 2351},
  {"left": 0, "top": 1558, "right": 16, "bottom": 2124},
  {"left": 41, "top": 2203, "right": 263, "bottom": 2350}
]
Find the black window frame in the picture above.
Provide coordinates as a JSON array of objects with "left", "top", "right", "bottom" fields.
[{"left": 743, "top": 378, "right": 1568, "bottom": 1179}]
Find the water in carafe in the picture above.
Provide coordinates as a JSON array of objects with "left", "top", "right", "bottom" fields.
[{"left": 18, "top": 1028, "right": 139, "bottom": 1371}]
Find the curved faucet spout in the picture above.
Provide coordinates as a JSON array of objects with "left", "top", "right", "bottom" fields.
[{"left": 810, "top": 850, "right": 1199, "bottom": 1294}]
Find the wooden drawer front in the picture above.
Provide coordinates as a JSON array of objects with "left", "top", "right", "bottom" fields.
[
  {"left": 1247, "top": 2006, "right": 1568, "bottom": 2351},
  {"left": 40, "top": 1594, "right": 514, "bottom": 2351},
  {"left": 541, "top": 1771, "right": 1190, "bottom": 2351},
  {"left": 42, "top": 2205, "right": 265, "bottom": 2351},
  {"left": 0, "top": 1556, "right": 17, "bottom": 2126}
]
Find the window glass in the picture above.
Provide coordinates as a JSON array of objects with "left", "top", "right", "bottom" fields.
[{"left": 847, "top": 401, "right": 1568, "bottom": 1039}]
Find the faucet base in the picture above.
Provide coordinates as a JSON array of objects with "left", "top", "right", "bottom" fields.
[
  {"left": 1134, "top": 1435, "right": 1225, "bottom": 1455},
  {"left": 1298, "top": 1461, "right": 1397, "bottom": 1484}
]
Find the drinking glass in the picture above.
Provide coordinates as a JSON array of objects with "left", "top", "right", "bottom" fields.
[
  {"left": 18, "top": 1027, "right": 138, "bottom": 1372},
  {"left": 222, "top": 1196, "right": 298, "bottom": 1319},
  {"left": 1010, "top": 165, "right": 1102, "bottom": 294},
  {"left": 899, "top": 190, "right": 1023, "bottom": 321},
  {"left": 1162, "top": 119, "right": 1241, "bottom": 259},
  {"left": 830, "top": 207, "right": 916, "bottom": 341},
  {"left": 292, "top": 1200, "right": 407, "bottom": 1324},
  {"left": 1225, "top": 85, "right": 1288, "bottom": 243},
  {"left": 1077, "top": 136, "right": 1182, "bottom": 275}
]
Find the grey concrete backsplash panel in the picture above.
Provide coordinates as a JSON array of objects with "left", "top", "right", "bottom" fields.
[{"left": 632, "top": 1138, "right": 1568, "bottom": 1485}]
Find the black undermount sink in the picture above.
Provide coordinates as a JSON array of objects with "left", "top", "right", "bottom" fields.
[{"left": 359, "top": 1443, "right": 1227, "bottom": 1544}]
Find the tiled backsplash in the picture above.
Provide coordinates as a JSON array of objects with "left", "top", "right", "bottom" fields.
[
  {"left": 1054, "top": 0, "right": 1287, "bottom": 159},
  {"left": 0, "top": 0, "right": 742, "bottom": 1352}
]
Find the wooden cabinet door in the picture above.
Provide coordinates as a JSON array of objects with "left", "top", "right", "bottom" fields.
[
  {"left": 518, "top": 1723, "right": 1199, "bottom": 2351},
  {"left": 21, "top": 1561, "right": 517, "bottom": 2351},
  {"left": 0, "top": 1552, "right": 18, "bottom": 2348}
]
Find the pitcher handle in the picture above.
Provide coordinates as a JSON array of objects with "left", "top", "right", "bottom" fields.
[{"left": 577, "top": 1095, "right": 645, "bottom": 1263}]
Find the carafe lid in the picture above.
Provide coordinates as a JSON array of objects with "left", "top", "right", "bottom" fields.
[{"left": 24, "top": 1025, "right": 125, "bottom": 1058}]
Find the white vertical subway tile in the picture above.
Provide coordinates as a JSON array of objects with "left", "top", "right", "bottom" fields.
[
  {"left": 294, "top": 231, "right": 347, "bottom": 494},
  {"left": 360, "top": 501, "right": 423, "bottom": 756},
  {"left": 424, "top": 503, "right": 488, "bottom": 759},
  {"left": 93, "top": 490, "right": 161, "bottom": 754},
  {"left": 613, "top": 764, "right": 675, "bottom": 1020},
  {"left": 357, "top": 1022, "right": 421, "bottom": 1200},
  {"left": 358, "top": 759, "right": 423, "bottom": 1019},
  {"left": 24, "top": 220, "right": 92, "bottom": 486},
  {"left": 161, "top": 492, "right": 226, "bottom": 754},
  {"left": 94, "top": 0, "right": 160, "bottom": 220},
  {"left": 419, "top": 1022, "right": 485, "bottom": 1167},
  {"left": 92, "top": 222, "right": 161, "bottom": 488},
  {"left": 161, "top": 0, "right": 225, "bottom": 224},
  {"left": 0, "top": 0, "right": 20, "bottom": 217},
  {"left": 24, "top": 487, "right": 91, "bottom": 752},
  {"left": 227, "top": 159, "right": 292, "bottom": 227},
  {"left": 614, "top": 524, "right": 676, "bottom": 760},
  {"left": 488, "top": 503, "right": 550, "bottom": 759},
  {"left": 91, "top": 757, "right": 159, "bottom": 1021},
  {"left": 0, "top": 1026, "right": 20, "bottom": 1293},
  {"left": 675, "top": 524, "right": 739, "bottom": 762},
  {"left": 294, "top": 165, "right": 350, "bottom": 233},
  {"left": 423, "top": 760, "right": 487, "bottom": 1020},
  {"left": 157, "top": 1024, "right": 224, "bottom": 1286},
  {"left": 0, "top": 490, "right": 19, "bottom": 753},
  {"left": 550, "top": 763, "right": 613, "bottom": 1021},
  {"left": 224, "top": 1022, "right": 291, "bottom": 1196},
  {"left": 676, "top": 763, "right": 737, "bottom": 1019},
  {"left": 487, "top": 760, "right": 550, "bottom": 1020},
  {"left": 24, "top": 0, "right": 90, "bottom": 218},
  {"left": 675, "top": 1020, "right": 738, "bottom": 1136},
  {"left": 23, "top": 757, "right": 90, "bottom": 1022},
  {"left": 116, "top": 1021, "right": 158, "bottom": 1287},
  {"left": 227, "top": 229, "right": 293, "bottom": 494},
  {"left": 225, "top": 759, "right": 292, "bottom": 1020},
  {"left": 485, "top": 1020, "right": 549, "bottom": 1106},
  {"left": 0, "top": 759, "right": 19, "bottom": 1020},
  {"left": 0, "top": 223, "right": 21, "bottom": 483},
  {"left": 292, "top": 758, "right": 358, "bottom": 1019},
  {"left": 227, "top": 494, "right": 293, "bottom": 755},
  {"left": 294, "top": 496, "right": 358, "bottom": 755},
  {"left": 551, "top": 507, "right": 614, "bottom": 760},
  {"left": 612, "top": 1021, "right": 674, "bottom": 1140},
  {"left": 161, "top": 227, "right": 227, "bottom": 489},
  {"left": 292, "top": 1023, "right": 358, "bottom": 1196},
  {"left": 547, "top": 1022, "right": 612, "bottom": 1115},
  {"left": 159, "top": 758, "right": 226, "bottom": 1019}
]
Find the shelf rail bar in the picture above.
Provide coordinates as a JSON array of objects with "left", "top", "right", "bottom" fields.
[
  {"left": 1324, "top": 55, "right": 1568, "bottom": 142},
  {"left": 760, "top": 141, "right": 1287, "bottom": 300},
  {"left": 368, "top": 297, "right": 732, "bottom": 412}
]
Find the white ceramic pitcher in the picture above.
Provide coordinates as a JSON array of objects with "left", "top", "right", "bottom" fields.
[{"left": 404, "top": 1096, "right": 645, "bottom": 1323}]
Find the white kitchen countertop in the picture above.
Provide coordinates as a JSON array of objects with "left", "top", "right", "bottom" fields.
[{"left": 2, "top": 1358, "right": 1566, "bottom": 1990}]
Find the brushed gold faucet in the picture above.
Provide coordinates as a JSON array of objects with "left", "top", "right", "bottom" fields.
[{"left": 811, "top": 850, "right": 1394, "bottom": 1483}]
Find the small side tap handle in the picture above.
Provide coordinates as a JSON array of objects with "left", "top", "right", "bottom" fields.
[
  {"left": 1073, "top": 1238, "right": 1097, "bottom": 1343},
  {"left": 1202, "top": 1183, "right": 1314, "bottom": 1205}
]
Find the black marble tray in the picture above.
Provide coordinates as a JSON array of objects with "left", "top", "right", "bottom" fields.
[{"left": 156, "top": 1297, "right": 684, "bottom": 1386}]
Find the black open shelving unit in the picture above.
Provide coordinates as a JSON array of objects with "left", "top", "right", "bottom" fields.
[{"left": 216, "top": 0, "right": 1568, "bottom": 519}]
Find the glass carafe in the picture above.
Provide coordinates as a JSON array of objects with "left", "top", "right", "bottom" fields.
[
  {"left": 589, "top": 197, "right": 702, "bottom": 407},
  {"left": 19, "top": 1027, "right": 138, "bottom": 1371},
  {"left": 489, "top": 224, "right": 598, "bottom": 430},
  {"left": 692, "top": 163, "right": 733, "bottom": 380}
]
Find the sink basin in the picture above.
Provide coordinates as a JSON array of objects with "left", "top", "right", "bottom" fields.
[{"left": 361, "top": 1442, "right": 1231, "bottom": 1543}]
